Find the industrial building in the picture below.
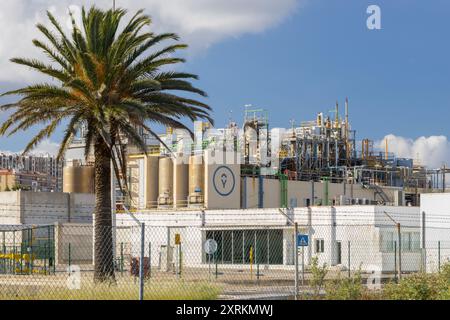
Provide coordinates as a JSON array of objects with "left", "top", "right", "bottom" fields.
[
  {"left": 420, "top": 193, "right": 450, "bottom": 273},
  {"left": 124, "top": 101, "right": 446, "bottom": 211},
  {"left": 52, "top": 102, "right": 449, "bottom": 274},
  {"left": 115, "top": 205, "right": 421, "bottom": 273}
]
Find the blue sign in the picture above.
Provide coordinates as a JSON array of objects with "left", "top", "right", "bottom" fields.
[{"left": 297, "top": 234, "right": 309, "bottom": 247}]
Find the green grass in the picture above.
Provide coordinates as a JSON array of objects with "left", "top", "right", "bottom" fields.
[{"left": 0, "top": 280, "right": 222, "bottom": 300}]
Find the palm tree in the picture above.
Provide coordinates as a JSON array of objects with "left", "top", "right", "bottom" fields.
[{"left": 0, "top": 7, "right": 212, "bottom": 282}]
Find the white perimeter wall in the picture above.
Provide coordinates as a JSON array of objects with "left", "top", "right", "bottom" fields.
[
  {"left": 0, "top": 191, "right": 94, "bottom": 226},
  {"left": 420, "top": 193, "right": 450, "bottom": 272}
]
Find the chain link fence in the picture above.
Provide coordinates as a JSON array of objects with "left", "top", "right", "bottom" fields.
[{"left": 0, "top": 210, "right": 450, "bottom": 300}]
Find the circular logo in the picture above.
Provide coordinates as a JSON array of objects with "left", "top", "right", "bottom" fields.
[
  {"left": 204, "top": 239, "right": 218, "bottom": 255},
  {"left": 212, "top": 166, "right": 235, "bottom": 197}
]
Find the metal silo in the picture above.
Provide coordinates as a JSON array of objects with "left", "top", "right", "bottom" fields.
[
  {"left": 158, "top": 157, "right": 173, "bottom": 206},
  {"left": 63, "top": 166, "right": 95, "bottom": 193},
  {"left": 188, "top": 155, "right": 204, "bottom": 206},
  {"left": 145, "top": 156, "right": 159, "bottom": 209},
  {"left": 174, "top": 159, "right": 189, "bottom": 208}
]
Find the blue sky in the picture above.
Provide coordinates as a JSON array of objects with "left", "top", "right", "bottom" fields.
[
  {"left": 183, "top": 0, "right": 450, "bottom": 137},
  {"left": 0, "top": 0, "right": 449, "bottom": 166}
]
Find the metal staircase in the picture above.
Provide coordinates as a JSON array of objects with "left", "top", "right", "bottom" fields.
[{"left": 361, "top": 181, "right": 391, "bottom": 205}]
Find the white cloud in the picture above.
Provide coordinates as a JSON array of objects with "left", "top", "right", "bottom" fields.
[
  {"left": 0, "top": 0, "right": 301, "bottom": 83},
  {"left": 0, "top": 139, "right": 60, "bottom": 156},
  {"left": 29, "top": 139, "right": 60, "bottom": 156},
  {"left": 376, "top": 134, "right": 450, "bottom": 169}
]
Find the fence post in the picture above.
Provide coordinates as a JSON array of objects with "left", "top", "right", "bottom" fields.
[
  {"left": 139, "top": 223, "right": 145, "bottom": 301},
  {"left": 421, "top": 211, "right": 426, "bottom": 272},
  {"left": 120, "top": 242, "right": 124, "bottom": 275},
  {"left": 215, "top": 253, "right": 218, "bottom": 280},
  {"left": 257, "top": 263, "right": 260, "bottom": 282},
  {"left": 44, "top": 243, "right": 47, "bottom": 274},
  {"left": 68, "top": 243, "right": 71, "bottom": 269},
  {"left": 438, "top": 241, "right": 441, "bottom": 273},
  {"left": 347, "top": 241, "right": 351, "bottom": 278},
  {"left": 250, "top": 246, "right": 253, "bottom": 280},
  {"left": 397, "top": 223, "right": 402, "bottom": 280},
  {"left": 394, "top": 241, "right": 398, "bottom": 283},
  {"left": 148, "top": 242, "right": 151, "bottom": 279},
  {"left": 294, "top": 222, "right": 299, "bottom": 300}
]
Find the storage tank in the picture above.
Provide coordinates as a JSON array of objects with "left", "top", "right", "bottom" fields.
[
  {"left": 146, "top": 156, "right": 159, "bottom": 208},
  {"left": 188, "top": 155, "right": 204, "bottom": 206},
  {"left": 174, "top": 159, "right": 189, "bottom": 208},
  {"left": 63, "top": 166, "right": 95, "bottom": 193},
  {"left": 158, "top": 157, "right": 173, "bottom": 206}
]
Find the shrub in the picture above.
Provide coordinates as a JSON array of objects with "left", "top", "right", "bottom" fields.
[
  {"left": 325, "top": 271, "right": 365, "bottom": 300},
  {"left": 383, "top": 272, "right": 448, "bottom": 300},
  {"left": 309, "top": 256, "right": 328, "bottom": 298}
]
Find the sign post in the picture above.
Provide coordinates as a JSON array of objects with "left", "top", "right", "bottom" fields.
[
  {"left": 204, "top": 239, "right": 218, "bottom": 281},
  {"left": 175, "top": 234, "right": 181, "bottom": 278},
  {"left": 297, "top": 233, "right": 309, "bottom": 288}
]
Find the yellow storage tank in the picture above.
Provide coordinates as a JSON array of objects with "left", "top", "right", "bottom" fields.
[
  {"left": 158, "top": 157, "right": 173, "bottom": 206},
  {"left": 188, "top": 155, "right": 204, "bottom": 206},
  {"left": 146, "top": 156, "right": 159, "bottom": 208},
  {"left": 63, "top": 166, "right": 95, "bottom": 193},
  {"left": 174, "top": 158, "right": 189, "bottom": 208}
]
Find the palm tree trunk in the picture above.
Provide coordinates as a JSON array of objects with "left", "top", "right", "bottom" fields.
[{"left": 93, "top": 136, "right": 115, "bottom": 282}]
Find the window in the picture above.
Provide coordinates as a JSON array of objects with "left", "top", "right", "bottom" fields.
[
  {"left": 315, "top": 239, "right": 324, "bottom": 253},
  {"left": 380, "top": 231, "right": 395, "bottom": 252},
  {"left": 402, "top": 232, "right": 421, "bottom": 252},
  {"left": 380, "top": 230, "right": 421, "bottom": 253},
  {"left": 204, "top": 229, "right": 283, "bottom": 265}
]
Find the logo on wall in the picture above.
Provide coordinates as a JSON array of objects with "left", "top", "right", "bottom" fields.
[{"left": 212, "top": 166, "right": 235, "bottom": 197}]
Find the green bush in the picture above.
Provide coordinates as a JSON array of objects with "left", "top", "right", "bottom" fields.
[
  {"left": 309, "top": 256, "right": 328, "bottom": 298},
  {"left": 325, "top": 271, "right": 365, "bottom": 300},
  {"left": 383, "top": 272, "right": 449, "bottom": 300}
]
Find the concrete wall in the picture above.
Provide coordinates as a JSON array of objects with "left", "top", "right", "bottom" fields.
[
  {"left": 0, "top": 191, "right": 94, "bottom": 226},
  {"left": 0, "top": 191, "right": 21, "bottom": 225}
]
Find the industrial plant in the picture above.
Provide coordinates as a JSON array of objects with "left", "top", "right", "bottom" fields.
[
  {"left": 99, "top": 100, "right": 448, "bottom": 211},
  {"left": 2, "top": 100, "right": 449, "bottom": 278}
]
